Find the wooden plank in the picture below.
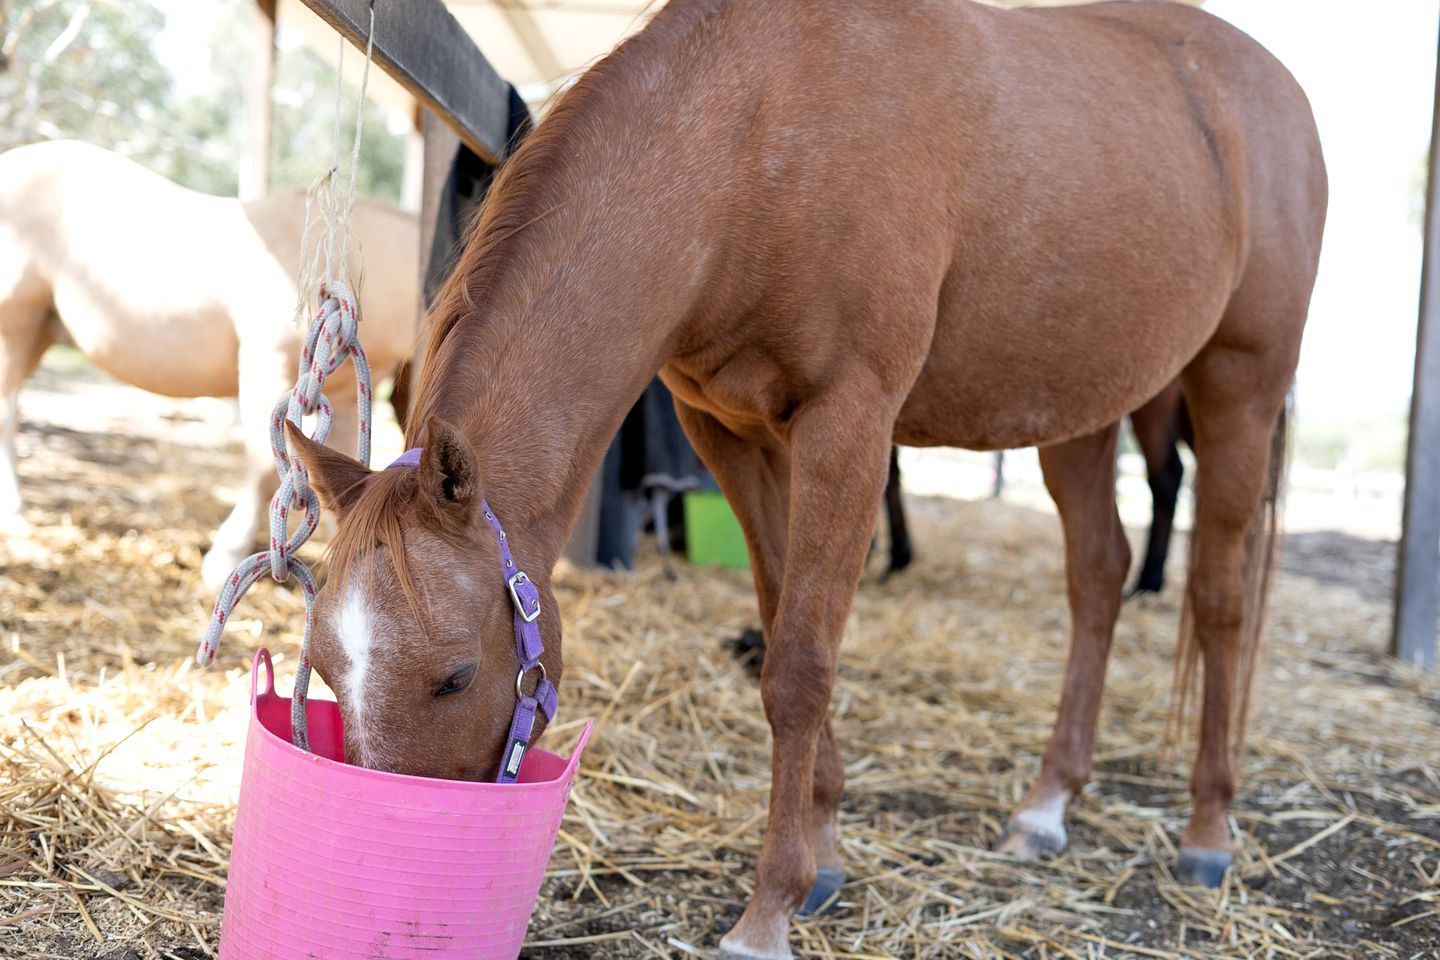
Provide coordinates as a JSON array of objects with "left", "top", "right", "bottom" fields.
[
  {"left": 240, "top": 0, "right": 277, "bottom": 201},
  {"left": 495, "top": 2, "right": 566, "bottom": 84},
  {"left": 1393, "top": 14, "right": 1440, "bottom": 671},
  {"left": 298, "top": 0, "right": 511, "bottom": 164},
  {"left": 417, "top": 109, "right": 460, "bottom": 336}
]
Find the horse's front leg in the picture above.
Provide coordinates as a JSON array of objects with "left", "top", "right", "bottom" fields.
[
  {"left": 202, "top": 341, "right": 289, "bottom": 590},
  {"left": 715, "top": 399, "right": 893, "bottom": 960},
  {"left": 0, "top": 286, "right": 51, "bottom": 532},
  {"left": 673, "top": 399, "right": 848, "bottom": 922}
]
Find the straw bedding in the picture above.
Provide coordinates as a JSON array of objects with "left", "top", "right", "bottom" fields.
[{"left": 2, "top": 358, "right": 1437, "bottom": 959}]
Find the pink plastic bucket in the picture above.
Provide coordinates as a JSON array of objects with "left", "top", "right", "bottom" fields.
[{"left": 219, "top": 649, "right": 591, "bottom": 960}]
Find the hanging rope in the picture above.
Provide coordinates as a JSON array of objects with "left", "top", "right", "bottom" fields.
[{"left": 198, "top": 3, "right": 378, "bottom": 753}]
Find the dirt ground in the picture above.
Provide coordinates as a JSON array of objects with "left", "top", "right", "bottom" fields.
[{"left": 2, "top": 352, "right": 1438, "bottom": 959}]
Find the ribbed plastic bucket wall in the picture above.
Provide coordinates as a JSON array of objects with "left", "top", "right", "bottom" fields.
[{"left": 218, "top": 649, "right": 590, "bottom": 960}]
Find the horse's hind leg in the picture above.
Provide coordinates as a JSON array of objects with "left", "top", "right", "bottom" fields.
[
  {"left": 1173, "top": 341, "right": 1291, "bottom": 886},
  {"left": 1129, "top": 381, "right": 1186, "bottom": 596},
  {"left": 883, "top": 446, "right": 913, "bottom": 576},
  {"left": 998, "top": 423, "right": 1129, "bottom": 858}
]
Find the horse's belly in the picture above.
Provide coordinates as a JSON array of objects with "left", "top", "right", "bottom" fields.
[
  {"left": 895, "top": 298, "right": 1222, "bottom": 451},
  {"left": 59, "top": 298, "right": 241, "bottom": 398}
]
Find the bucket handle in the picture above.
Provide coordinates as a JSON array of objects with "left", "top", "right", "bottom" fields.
[{"left": 251, "top": 647, "right": 275, "bottom": 704}]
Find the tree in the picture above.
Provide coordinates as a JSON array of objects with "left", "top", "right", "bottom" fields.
[
  {"left": 0, "top": 0, "right": 173, "bottom": 155},
  {"left": 0, "top": 0, "right": 405, "bottom": 202},
  {"left": 270, "top": 38, "right": 405, "bottom": 205}
]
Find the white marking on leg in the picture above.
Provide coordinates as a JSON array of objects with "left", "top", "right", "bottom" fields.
[
  {"left": 1013, "top": 791, "right": 1070, "bottom": 844},
  {"left": 336, "top": 583, "right": 375, "bottom": 757},
  {"left": 719, "top": 927, "right": 794, "bottom": 960}
]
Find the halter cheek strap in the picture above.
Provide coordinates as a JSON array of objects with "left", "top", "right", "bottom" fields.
[{"left": 388, "top": 447, "right": 558, "bottom": 783}]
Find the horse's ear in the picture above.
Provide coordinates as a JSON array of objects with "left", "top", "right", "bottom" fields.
[
  {"left": 419, "top": 417, "right": 479, "bottom": 519},
  {"left": 283, "top": 421, "right": 370, "bottom": 517}
]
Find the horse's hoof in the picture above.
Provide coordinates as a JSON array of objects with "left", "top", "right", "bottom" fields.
[
  {"left": 886, "top": 545, "right": 914, "bottom": 577},
  {"left": 718, "top": 934, "right": 792, "bottom": 960},
  {"left": 1176, "top": 847, "right": 1232, "bottom": 888},
  {"left": 201, "top": 550, "right": 239, "bottom": 594},
  {"left": 0, "top": 512, "right": 32, "bottom": 536},
  {"left": 995, "top": 821, "right": 1067, "bottom": 860},
  {"left": 725, "top": 627, "right": 766, "bottom": 678},
  {"left": 717, "top": 944, "right": 789, "bottom": 960},
  {"left": 796, "top": 866, "right": 845, "bottom": 917}
]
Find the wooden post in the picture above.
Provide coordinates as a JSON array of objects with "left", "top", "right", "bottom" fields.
[
  {"left": 495, "top": 2, "right": 565, "bottom": 85},
  {"left": 399, "top": 102, "right": 425, "bottom": 213},
  {"left": 1393, "top": 13, "right": 1440, "bottom": 670},
  {"left": 240, "top": 0, "right": 278, "bottom": 201}
]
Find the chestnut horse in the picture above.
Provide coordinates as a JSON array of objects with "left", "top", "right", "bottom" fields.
[{"left": 287, "top": 1, "right": 1326, "bottom": 956}]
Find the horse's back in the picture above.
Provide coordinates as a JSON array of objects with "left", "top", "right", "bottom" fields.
[
  {"left": 888, "top": 0, "right": 1324, "bottom": 450},
  {"left": 241, "top": 191, "right": 421, "bottom": 374}
]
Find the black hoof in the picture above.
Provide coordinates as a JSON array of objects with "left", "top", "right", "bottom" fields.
[
  {"left": 796, "top": 866, "right": 845, "bottom": 917},
  {"left": 995, "top": 823, "right": 1066, "bottom": 859},
  {"left": 886, "top": 544, "right": 914, "bottom": 577},
  {"left": 1177, "top": 847, "right": 1232, "bottom": 888},
  {"left": 726, "top": 627, "right": 766, "bottom": 677}
]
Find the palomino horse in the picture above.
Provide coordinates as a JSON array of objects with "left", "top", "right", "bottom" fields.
[
  {"left": 288, "top": 1, "right": 1326, "bottom": 956},
  {"left": 0, "top": 141, "right": 419, "bottom": 587}
]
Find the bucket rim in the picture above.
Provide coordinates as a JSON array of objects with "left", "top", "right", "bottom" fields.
[{"left": 249, "top": 647, "right": 592, "bottom": 794}]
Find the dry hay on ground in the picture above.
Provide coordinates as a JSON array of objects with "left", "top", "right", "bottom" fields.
[{"left": 2, "top": 357, "right": 1438, "bottom": 959}]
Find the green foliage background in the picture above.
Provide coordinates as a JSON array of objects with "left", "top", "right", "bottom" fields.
[{"left": 0, "top": 0, "right": 405, "bottom": 201}]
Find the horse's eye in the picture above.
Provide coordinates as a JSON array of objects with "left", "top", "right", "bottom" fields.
[{"left": 435, "top": 665, "right": 476, "bottom": 698}]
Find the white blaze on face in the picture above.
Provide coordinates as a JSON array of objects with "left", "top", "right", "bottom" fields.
[{"left": 335, "top": 582, "right": 376, "bottom": 749}]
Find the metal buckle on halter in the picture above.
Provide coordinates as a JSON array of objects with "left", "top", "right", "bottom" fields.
[
  {"left": 515, "top": 661, "right": 548, "bottom": 700},
  {"left": 507, "top": 571, "right": 541, "bottom": 623}
]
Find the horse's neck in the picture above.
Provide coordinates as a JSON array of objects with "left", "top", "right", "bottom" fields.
[
  {"left": 419, "top": 219, "right": 700, "bottom": 569},
  {"left": 412, "top": 30, "right": 753, "bottom": 567}
]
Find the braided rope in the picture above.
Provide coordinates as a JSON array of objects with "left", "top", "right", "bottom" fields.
[
  {"left": 196, "top": 5, "right": 376, "bottom": 753},
  {"left": 198, "top": 283, "right": 371, "bottom": 750}
]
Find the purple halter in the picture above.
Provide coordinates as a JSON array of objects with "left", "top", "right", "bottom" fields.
[{"left": 388, "top": 447, "right": 558, "bottom": 783}]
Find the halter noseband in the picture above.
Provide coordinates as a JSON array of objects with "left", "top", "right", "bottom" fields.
[{"left": 388, "top": 447, "right": 558, "bottom": 783}]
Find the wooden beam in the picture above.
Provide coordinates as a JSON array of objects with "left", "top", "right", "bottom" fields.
[
  {"left": 495, "top": 2, "right": 566, "bottom": 85},
  {"left": 240, "top": 0, "right": 278, "bottom": 201},
  {"left": 1393, "top": 12, "right": 1440, "bottom": 671},
  {"left": 297, "top": 0, "right": 511, "bottom": 164},
  {"left": 418, "top": 109, "right": 460, "bottom": 322}
]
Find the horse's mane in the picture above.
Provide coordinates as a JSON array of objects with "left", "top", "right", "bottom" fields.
[
  {"left": 405, "top": 53, "right": 626, "bottom": 442},
  {"left": 323, "top": 0, "right": 732, "bottom": 600},
  {"left": 324, "top": 48, "right": 634, "bottom": 606}
]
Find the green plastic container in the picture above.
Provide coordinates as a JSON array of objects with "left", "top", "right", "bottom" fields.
[{"left": 683, "top": 491, "right": 751, "bottom": 570}]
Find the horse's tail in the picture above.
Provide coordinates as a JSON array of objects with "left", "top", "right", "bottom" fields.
[{"left": 1168, "top": 393, "right": 1289, "bottom": 757}]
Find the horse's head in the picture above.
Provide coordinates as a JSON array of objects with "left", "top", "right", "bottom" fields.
[{"left": 286, "top": 418, "right": 560, "bottom": 780}]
